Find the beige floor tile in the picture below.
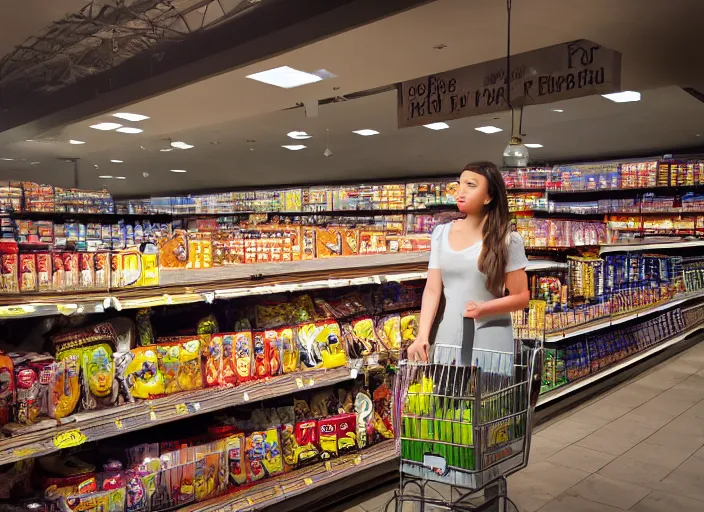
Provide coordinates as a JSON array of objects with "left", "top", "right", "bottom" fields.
[
  {"left": 527, "top": 435, "right": 571, "bottom": 463},
  {"left": 344, "top": 507, "right": 367, "bottom": 512},
  {"left": 656, "top": 455, "right": 704, "bottom": 502},
  {"left": 637, "top": 370, "right": 690, "bottom": 391},
  {"left": 644, "top": 415, "right": 704, "bottom": 453},
  {"left": 605, "top": 386, "right": 659, "bottom": 409},
  {"left": 622, "top": 441, "right": 694, "bottom": 470},
  {"left": 576, "top": 422, "right": 657, "bottom": 456},
  {"left": 597, "top": 454, "right": 672, "bottom": 487},
  {"left": 685, "top": 399, "right": 704, "bottom": 420},
  {"left": 566, "top": 409, "right": 614, "bottom": 428},
  {"left": 536, "top": 494, "right": 624, "bottom": 512},
  {"left": 566, "top": 473, "right": 651, "bottom": 510},
  {"left": 546, "top": 445, "right": 617, "bottom": 473},
  {"left": 618, "top": 408, "right": 676, "bottom": 430},
  {"left": 579, "top": 400, "right": 632, "bottom": 421},
  {"left": 508, "top": 461, "right": 590, "bottom": 512},
  {"left": 533, "top": 419, "right": 602, "bottom": 445},
  {"left": 638, "top": 393, "right": 698, "bottom": 417},
  {"left": 631, "top": 491, "right": 704, "bottom": 512}
]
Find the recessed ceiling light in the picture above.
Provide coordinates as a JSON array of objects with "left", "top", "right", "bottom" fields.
[
  {"left": 25, "top": 139, "right": 35, "bottom": 143},
  {"left": 282, "top": 145, "right": 307, "bottom": 151},
  {"left": 114, "top": 176, "right": 127, "bottom": 180},
  {"left": 170, "top": 169, "right": 187, "bottom": 173},
  {"left": 696, "top": 134, "right": 701, "bottom": 137},
  {"left": 90, "top": 122, "right": 122, "bottom": 131},
  {"left": 111, "top": 160, "right": 123, "bottom": 163},
  {"left": 160, "top": 148, "right": 174, "bottom": 152},
  {"left": 287, "top": 131, "right": 312, "bottom": 140},
  {"left": 602, "top": 91, "right": 641, "bottom": 103},
  {"left": 423, "top": 122, "right": 450, "bottom": 130},
  {"left": 246, "top": 66, "right": 323, "bottom": 89},
  {"left": 69, "top": 140, "right": 85, "bottom": 145},
  {"left": 0, "top": 158, "right": 14, "bottom": 161},
  {"left": 113, "top": 113, "right": 150, "bottom": 122},
  {"left": 551, "top": 109, "right": 564, "bottom": 113},
  {"left": 30, "top": 161, "right": 40, "bottom": 165},
  {"left": 116, "top": 127, "right": 143, "bottom": 134},
  {"left": 171, "top": 141, "right": 194, "bottom": 150},
  {"left": 353, "top": 129, "right": 379, "bottom": 136},
  {"left": 524, "top": 143, "right": 544, "bottom": 148},
  {"left": 475, "top": 126, "right": 503, "bottom": 134},
  {"left": 98, "top": 175, "right": 113, "bottom": 179}
]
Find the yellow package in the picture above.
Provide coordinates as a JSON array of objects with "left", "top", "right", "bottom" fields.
[
  {"left": 124, "top": 347, "right": 165, "bottom": 399},
  {"left": 375, "top": 314, "right": 402, "bottom": 351}
]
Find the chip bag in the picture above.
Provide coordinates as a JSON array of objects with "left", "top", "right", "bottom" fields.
[
  {"left": 204, "top": 335, "right": 223, "bottom": 387},
  {"left": 375, "top": 314, "right": 402, "bottom": 351},
  {"left": 252, "top": 331, "right": 270, "bottom": 379},
  {"left": 123, "top": 347, "right": 165, "bottom": 399},
  {"left": 0, "top": 352, "right": 15, "bottom": 426}
]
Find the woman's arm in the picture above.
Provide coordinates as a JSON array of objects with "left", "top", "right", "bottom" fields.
[
  {"left": 408, "top": 268, "right": 442, "bottom": 361},
  {"left": 464, "top": 268, "right": 530, "bottom": 318}
]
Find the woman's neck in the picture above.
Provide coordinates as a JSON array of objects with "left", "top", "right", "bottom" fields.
[{"left": 456, "top": 212, "right": 485, "bottom": 231}]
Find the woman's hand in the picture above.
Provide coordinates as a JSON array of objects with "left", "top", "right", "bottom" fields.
[
  {"left": 407, "top": 336, "right": 430, "bottom": 362},
  {"left": 463, "top": 300, "right": 485, "bottom": 319}
]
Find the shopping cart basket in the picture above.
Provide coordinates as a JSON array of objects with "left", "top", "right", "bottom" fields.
[{"left": 392, "top": 318, "right": 543, "bottom": 511}]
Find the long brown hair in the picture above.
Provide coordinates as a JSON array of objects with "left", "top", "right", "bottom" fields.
[{"left": 462, "top": 161, "right": 510, "bottom": 297}]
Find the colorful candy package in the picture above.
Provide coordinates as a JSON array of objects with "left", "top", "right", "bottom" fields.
[
  {"left": 279, "top": 326, "right": 298, "bottom": 374},
  {"left": 252, "top": 331, "right": 270, "bottom": 379},
  {"left": 123, "top": 347, "right": 165, "bottom": 399},
  {"left": 246, "top": 429, "right": 283, "bottom": 482},
  {"left": 234, "top": 331, "right": 253, "bottom": 383},
  {"left": 226, "top": 433, "right": 247, "bottom": 486},
  {"left": 265, "top": 330, "right": 283, "bottom": 377},
  {"left": 204, "top": 335, "right": 223, "bottom": 387},
  {"left": 375, "top": 314, "right": 402, "bottom": 351},
  {"left": 0, "top": 352, "right": 15, "bottom": 426},
  {"left": 219, "top": 334, "right": 237, "bottom": 386}
]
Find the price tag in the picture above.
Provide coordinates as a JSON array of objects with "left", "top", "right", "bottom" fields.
[
  {"left": 114, "top": 419, "right": 124, "bottom": 430},
  {"left": 246, "top": 497, "right": 254, "bottom": 505},
  {"left": 149, "top": 407, "right": 157, "bottom": 421},
  {"left": 243, "top": 392, "right": 250, "bottom": 402},
  {"left": 354, "top": 455, "right": 362, "bottom": 465},
  {"left": 295, "top": 378, "right": 304, "bottom": 389},
  {"left": 175, "top": 404, "right": 188, "bottom": 416},
  {"left": 304, "top": 477, "right": 313, "bottom": 486},
  {"left": 187, "top": 402, "right": 201, "bottom": 414},
  {"left": 308, "top": 378, "right": 315, "bottom": 387},
  {"left": 325, "top": 461, "right": 332, "bottom": 472},
  {"left": 274, "top": 485, "right": 283, "bottom": 497},
  {"left": 53, "top": 429, "right": 87, "bottom": 449},
  {"left": 12, "top": 447, "right": 39, "bottom": 459}
]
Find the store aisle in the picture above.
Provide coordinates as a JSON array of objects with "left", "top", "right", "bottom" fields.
[{"left": 344, "top": 339, "right": 704, "bottom": 512}]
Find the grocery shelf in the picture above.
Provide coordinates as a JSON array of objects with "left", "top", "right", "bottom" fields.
[
  {"left": 538, "top": 323, "right": 704, "bottom": 407},
  {"left": 546, "top": 184, "right": 704, "bottom": 196},
  {"left": 182, "top": 440, "right": 397, "bottom": 512},
  {"left": 0, "top": 367, "right": 352, "bottom": 466},
  {"left": 544, "top": 290, "right": 704, "bottom": 344},
  {"left": 599, "top": 239, "right": 704, "bottom": 253}
]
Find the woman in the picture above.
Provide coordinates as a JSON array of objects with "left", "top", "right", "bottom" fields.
[{"left": 407, "top": 162, "right": 530, "bottom": 367}]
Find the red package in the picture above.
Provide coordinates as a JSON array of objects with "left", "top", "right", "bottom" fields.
[
  {"left": 0, "top": 241, "right": 19, "bottom": 293},
  {"left": 12, "top": 354, "right": 54, "bottom": 425},
  {"left": 265, "top": 330, "right": 282, "bottom": 377},
  {"left": 52, "top": 253, "right": 64, "bottom": 291},
  {"left": 0, "top": 352, "right": 14, "bottom": 425},
  {"left": 36, "top": 252, "right": 52, "bottom": 292},
  {"left": 79, "top": 253, "right": 95, "bottom": 289},
  {"left": 63, "top": 253, "right": 79, "bottom": 290},
  {"left": 220, "top": 334, "right": 237, "bottom": 386},
  {"left": 336, "top": 413, "right": 357, "bottom": 454},
  {"left": 19, "top": 254, "right": 37, "bottom": 292},
  {"left": 318, "top": 417, "right": 338, "bottom": 458},
  {"left": 94, "top": 252, "right": 110, "bottom": 289},
  {"left": 295, "top": 420, "right": 318, "bottom": 448},
  {"left": 252, "top": 331, "right": 270, "bottom": 379}
]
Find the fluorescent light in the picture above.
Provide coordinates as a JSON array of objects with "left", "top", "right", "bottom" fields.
[
  {"left": 0, "top": 158, "right": 14, "bottom": 161},
  {"left": 160, "top": 148, "right": 174, "bottom": 152},
  {"left": 551, "top": 109, "right": 564, "bottom": 113},
  {"left": 110, "top": 160, "right": 123, "bottom": 163},
  {"left": 282, "top": 145, "right": 307, "bottom": 151},
  {"left": 30, "top": 162, "right": 40, "bottom": 165},
  {"left": 98, "top": 175, "right": 113, "bottom": 179},
  {"left": 69, "top": 140, "right": 85, "bottom": 145},
  {"left": 246, "top": 66, "right": 322, "bottom": 89},
  {"left": 353, "top": 129, "right": 379, "bottom": 136},
  {"left": 114, "top": 176, "right": 127, "bottom": 180},
  {"left": 116, "top": 127, "right": 143, "bottom": 134},
  {"left": 90, "top": 122, "right": 122, "bottom": 131},
  {"left": 423, "top": 122, "right": 450, "bottom": 130},
  {"left": 475, "top": 126, "right": 503, "bottom": 134},
  {"left": 171, "top": 141, "right": 194, "bottom": 150},
  {"left": 524, "top": 143, "right": 544, "bottom": 148},
  {"left": 170, "top": 169, "right": 187, "bottom": 173},
  {"left": 113, "top": 113, "right": 150, "bottom": 122},
  {"left": 602, "top": 91, "right": 641, "bottom": 103},
  {"left": 287, "top": 131, "right": 312, "bottom": 140}
]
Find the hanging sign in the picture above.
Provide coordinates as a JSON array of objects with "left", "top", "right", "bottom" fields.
[{"left": 397, "top": 39, "right": 621, "bottom": 128}]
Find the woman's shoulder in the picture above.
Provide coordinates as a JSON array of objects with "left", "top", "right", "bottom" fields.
[
  {"left": 432, "top": 222, "right": 450, "bottom": 240},
  {"left": 507, "top": 231, "right": 525, "bottom": 246}
]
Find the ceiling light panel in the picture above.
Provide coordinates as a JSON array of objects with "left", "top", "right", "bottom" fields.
[
  {"left": 115, "top": 176, "right": 127, "bottom": 180},
  {"left": 99, "top": 176, "right": 113, "bottom": 179},
  {"left": 116, "top": 127, "right": 143, "bottom": 134},
  {"left": 0, "top": 158, "right": 14, "bottom": 161},
  {"left": 171, "top": 141, "right": 194, "bottom": 149},
  {"left": 170, "top": 169, "right": 187, "bottom": 173},
  {"left": 282, "top": 145, "right": 307, "bottom": 151},
  {"left": 475, "top": 126, "right": 503, "bottom": 134},
  {"left": 551, "top": 109, "right": 564, "bottom": 113},
  {"left": 113, "top": 113, "right": 150, "bottom": 122},
  {"left": 287, "top": 131, "right": 312, "bottom": 140},
  {"left": 602, "top": 91, "right": 641, "bottom": 103},
  {"left": 524, "top": 144, "right": 544, "bottom": 148},
  {"left": 246, "top": 66, "right": 323, "bottom": 89},
  {"left": 353, "top": 129, "right": 379, "bottom": 136},
  {"left": 69, "top": 140, "right": 85, "bottom": 145},
  {"left": 90, "top": 122, "right": 122, "bottom": 131},
  {"left": 111, "top": 160, "right": 124, "bottom": 163},
  {"left": 424, "top": 122, "right": 450, "bottom": 130}
]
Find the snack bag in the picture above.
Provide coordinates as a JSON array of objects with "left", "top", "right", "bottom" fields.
[
  {"left": 252, "top": 331, "right": 270, "bottom": 379},
  {"left": 226, "top": 433, "right": 247, "bottom": 487},
  {"left": 0, "top": 352, "right": 15, "bottom": 425},
  {"left": 265, "top": 330, "right": 282, "bottom": 377},
  {"left": 19, "top": 253, "right": 37, "bottom": 292},
  {"left": 354, "top": 392, "right": 374, "bottom": 449},
  {"left": 37, "top": 252, "right": 52, "bottom": 292},
  {"left": 336, "top": 413, "right": 357, "bottom": 454},
  {"left": 400, "top": 311, "right": 420, "bottom": 347},
  {"left": 375, "top": 314, "right": 402, "bottom": 351},
  {"left": 123, "top": 347, "right": 165, "bottom": 399},
  {"left": 194, "top": 453, "right": 221, "bottom": 501},
  {"left": 344, "top": 317, "right": 378, "bottom": 358},
  {"left": 50, "top": 352, "right": 81, "bottom": 419},
  {"left": 204, "top": 335, "right": 223, "bottom": 387},
  {"left": 280, "top": 327, "right": 298, "bottom": 374},
  {"left": 13, "top": 354, "right": 55, "bottom": 425},
  {"left": 94, "top": 252, "right": 110, "bottom": 289},
  {"left": 81, "top": 343, "right": 117, "bottom": 410},
  {"left": 234, "top": 331, "right": 253, "bottom": 383},
  {"left": 318, "top": 418, "right": 338, "bottom": 459},
  {"left": 246, "top": 429, "right": 283, "bottom": 482},
  {"left": 135, "top": 309, "right": 154, "bottom": 347},
  {"left": 157, "top": 342, "right": 180, "bottom": 394},
  {"left": 0, "top": 242, "right": 19, "bottom": 293},
  {"left": 63, "top": 252, "right": 79, "bottom": 290},
  {"left": 220, "top": 334, "right": 237, "bottom": 386},
  {"left": 281, "top": 422, "right": 320, "bottom": 471},
  {"left": 318, "top": 320, "right": 347, "bottom": 369},
  {"left": 79, "top": 253, "right": 95, "bottom": 289},
  {"left": 295, "top": 322, "right": 323, "bottom": 370},
  {"left": 52, "top": 252, "right": 64, "bottom": 291}
]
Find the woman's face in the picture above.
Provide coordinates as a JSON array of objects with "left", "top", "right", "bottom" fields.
[{"left": 456, "top": 170, "right": 491, "bottom": 214}]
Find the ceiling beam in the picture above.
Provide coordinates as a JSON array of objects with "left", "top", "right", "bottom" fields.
[{"left": 0, "top": 0, "right": 435, "bottom": 144}]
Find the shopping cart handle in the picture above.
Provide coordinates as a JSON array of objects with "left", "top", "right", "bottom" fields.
[{"left": 462, "top": 316, "right": 475, "bottom": 356}]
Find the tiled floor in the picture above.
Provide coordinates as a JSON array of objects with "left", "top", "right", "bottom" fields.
[{"left": 345, "top": 340, "right": 704, "bottom": 512}]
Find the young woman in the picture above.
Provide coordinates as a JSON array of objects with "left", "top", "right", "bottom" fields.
[{"left": 407, "top": 162, "right": 530, "bottom": 366}]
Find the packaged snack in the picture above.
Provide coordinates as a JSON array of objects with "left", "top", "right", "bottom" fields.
[
  {"left": 281, "top": 421, "right": 320, "bottom": 470},
  {"left": 79, "top": 253, "right": 95, "bottom": 289},
  {"left": 12, "top": 354, "right": 55, "bottom": 425},
  {"left": 252, "top": 331, "right": 270, "bottom": 378},
  {"left": 63, "top": 252, "right": 79, "bottom": 290},
  {"left": 219, "top": 334, "right": 237, "bottom": 386},
  {"left": 194, "top": 452, "right": 222, "bottom": 501},
  {"left": 36, "top": 252, "right": 52, "bottom": 291},
  {"left": 234, "top": 331, "right": 253, "bottom": 383},
  {"left": 337, "top": 413, "right": 357, "bottom": 454},
  {"left": 0, "top": 352, "right": 15, "bottom": 425},
  {"left": 246, "top": 429, "right": 283, "bottom": 482},
  {"left": 19, "top": 253, "right": 37, "bottom": 292},
  {"left": 227, "top": 433, "right": 247, "bottom": 486},
  {"left": 0, "top": 241, "right": 19, "bottom": 293},
  {"left": 375, "top": 314, "right": 402, "bottom": 351},
  {"left": 123, "top": 347, "right": 165, "bottom": 399},
  {"left": 81, "top": 343, "right": 117, "bottom": 410},
  {"left": 400, "top": 311, "right": 420, "bottom": 346},
  {"left": 354, "top": 392, "right": 374, "bottom": 449},
  {"left": 265, "top": 329, "right": 283, "bottom": 377},
  {"left": 346, "top": 317, "right": 378, "bottom": 358},
  {"left": 318, "top": 417, "right": 338, "bottom": 459},
  {"left": 279, "top": 326, "right": 298, "bottom": 374},
  {"left": 314, "top": 227, "right": 356, "bottom": 257},
  {"left": 52, "top": 252, "right": 65, "bottom": 291},
  {"left": 156, "top": 337, "right": 203, "bottom": 394},
  {"left": 204, "top": 335, "right": 223, "bottom": 387},
  {"left": 255, "top": 295, "right": 316, "bottom": 329},
  {"left": 94, "top": 252, "right": 110, "bottom": 289},
  {"left": 135, "top": 309, "right": 154, "bottom": 347},
  {"left": 50, "top": 353, "right": 81, "bottom": 419}
]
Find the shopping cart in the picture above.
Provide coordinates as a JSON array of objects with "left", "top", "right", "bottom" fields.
[{"left": 391, "top": 318, "right": 543, "bottom": 512}]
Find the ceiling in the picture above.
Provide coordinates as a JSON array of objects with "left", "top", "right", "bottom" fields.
[{"left": 0, "top": 0, "right": 703, "bottom": 196}]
